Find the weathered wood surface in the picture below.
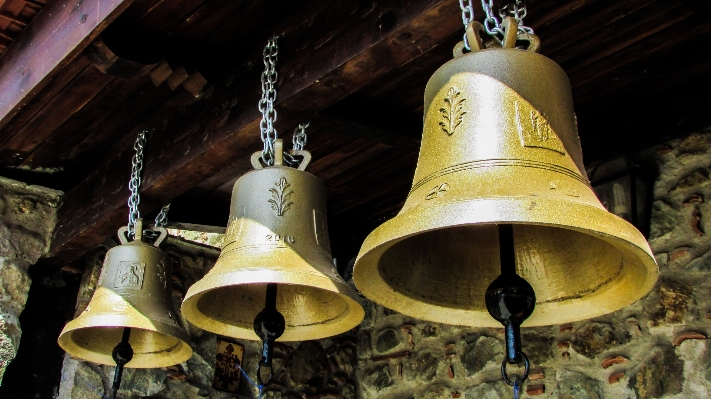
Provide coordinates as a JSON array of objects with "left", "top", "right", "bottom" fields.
[
  {"left": 0, "top": 0, "right": 132, "bottom": 134},
  {"left": 49, "top": 0, "right": 463, "bottom": 261},
  {"left": 0, "top": 0, "right": 699, "bottom": 263}
]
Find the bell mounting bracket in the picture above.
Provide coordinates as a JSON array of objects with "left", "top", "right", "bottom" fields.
[
  {"left": 454, "top": 17, "right": 540, "bottom": 57},
  {"left": 118, "top": 218, "right": 168, "bottom": 247},
  {"left": 251, "top": 139, "right": 312, "bottom": 171}
]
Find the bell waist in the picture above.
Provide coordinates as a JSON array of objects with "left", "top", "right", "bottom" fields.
[{"left": 410, "top": 158, "right": 590, "bottom": 197}]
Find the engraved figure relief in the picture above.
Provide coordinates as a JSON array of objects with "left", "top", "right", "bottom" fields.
[
  {"left": 156, "top": 259, "right": 167, "bottom": 289},
  {"left": 439, "top": 87, "right": 467, "bottom": 136},
  {"left": 115, "top": 261, "right": 145, "bottom": 289},
  {"left": 515, "top": 101, "right": 566, "bottom": 154},
  {"left": 425, "top": 183, "right": 449, "bottom": 200},
  {"left": 269, "top": 177, "right": 294, "bottom": 216}
]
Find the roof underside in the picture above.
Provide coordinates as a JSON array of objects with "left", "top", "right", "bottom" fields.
[{"left": 0, "top": 0, "right": 708, "bottom": 261}]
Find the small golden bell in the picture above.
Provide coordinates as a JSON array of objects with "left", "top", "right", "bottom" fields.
[
  {"left": 182, "top": 140, "right": 364, "bottom": 342},
  {"left": 58, "top": 220, "right": 192, "bottom": 368}
]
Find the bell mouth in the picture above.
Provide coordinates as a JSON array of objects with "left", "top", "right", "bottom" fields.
[
  {"left": 354, "top": 196, "right": 658, "bottom": 327},
  {"left": 58, "top": 317, "right": 192, "bottom": 368},
  {"left": 181, "top": 248, "right": 365, "bottom": 341},
  {"left": 186, "top": 282, "right": 362, "bottom": 341}
]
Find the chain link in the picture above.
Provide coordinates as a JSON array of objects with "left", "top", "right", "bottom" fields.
[
  {"left": 458, "top": 0, "right": 475, "bottom": 50},
  {"left": 126, "top": 131, "right": 171, "bottom": 239},
  {"left": 259, "top": 36, "right": 279, "bottom": 166},
  {"left": 499, "top": 0, "right": 534, "bottom": 34},
  {"left": 481, "top": 0, "right": 533, "bottom": 40},
  {"left": 154, "top": 203, "right": 171, "bottom": 227},
  {"left": 127, "top": 131, "right": 147, "bottom": 237},
  {"left": 292, "top": 122, "right": 309, "bottom": 151}
]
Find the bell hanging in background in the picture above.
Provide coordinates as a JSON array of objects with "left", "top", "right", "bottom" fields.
[
  {"left": 353, "top": 18, "right": 658, "bottom": 328},
  {"left": 58, "top": 219, "right": 192, "bottom": 369},
  {"left": 181, "top": 139, "right": 363, "bottom": 344}
]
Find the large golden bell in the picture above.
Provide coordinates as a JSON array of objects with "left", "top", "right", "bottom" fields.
[
  {"left": 58, "top": 222, "right": 192, "bottom": 367},
  {"left": 181, "top": 142, "right": 364, "bottom": 341},
  {"left": 353, "top": 42, "right": 658, "bottom": 327}
]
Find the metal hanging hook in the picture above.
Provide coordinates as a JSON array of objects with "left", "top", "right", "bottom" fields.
[{"left": 485, "top": 224, "right": 536, "bottom": 399}]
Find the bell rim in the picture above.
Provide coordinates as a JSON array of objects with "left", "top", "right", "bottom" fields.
[
  {"left": 181, "top": 253, "right": 365, "bottom": 341},
  {"left": 58, "top": 314, "right": 193, "bottom": 368},
  {"left": 353, "top": 196, "right": 658, "bottom": 327}
]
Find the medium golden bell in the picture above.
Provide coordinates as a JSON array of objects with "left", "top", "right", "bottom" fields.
[
  {"left": 181, "top": 141, "right": 364, "bottom": 341},
  {"left": 58, "top": 222, "right": 192, "bottom": 367},
  {"left": 353, "top": 45, "right": 658, "bottom": 327}
]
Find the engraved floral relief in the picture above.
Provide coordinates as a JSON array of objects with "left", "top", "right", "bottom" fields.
[
  {"left": 439, "top": 87, "right": 467, "bottom": 136},
  {"left": 425, "top": 183, "right": 449, "bottom": 200},
  {"left": 269, "top": 177, "right": 294, "bottom": 216}
]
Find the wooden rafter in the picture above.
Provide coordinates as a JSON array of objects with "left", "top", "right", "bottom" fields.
[
  {"left": 0, "top": 0, "right": 133, "bottom": 132},
  {"left": 48, "top": 0, "right": 464, "bottom": 261}
]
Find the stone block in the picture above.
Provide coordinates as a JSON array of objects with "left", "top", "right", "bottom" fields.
[
  {"left": 463, "top": 336, "right": 503, "bottom": 376},
  {"left": 403, "top": 352, "right": 438, "bottom": 382},
  {"left": 0, "top": 313, "right": 21, "bottom": 383},
  {"left": 571, "top": 322, "right": 631, "bottom": 359},
  {"left": 555, "top": 369, "right": 602, "bottom": 399},
  {"left": 630, "top": 345, "right": 683, "bottom": 398},
  {"left": 0, "top": 258, "right": 30, "bottom": 315},
  {"left": 375, "top": 328, "right": 401, "bottom": 353},
  {"left": 646, "top": 280, "right": 693, "bottom": 326}
]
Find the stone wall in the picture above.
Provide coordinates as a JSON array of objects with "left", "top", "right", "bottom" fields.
[
  {"left": 57, "top": 131, "right": 711, "bottom": 398},
  {"left": 0, "top": 176, "right": 61, "bottom": 383}
]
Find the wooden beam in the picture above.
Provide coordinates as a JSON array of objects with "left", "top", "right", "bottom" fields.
[
  {"left": 311, "top": 114, "right": 421, "bottom": 151},
  {"left": 0, "top": 0, "right": 133, "bottom": 132},
  {"left": 49, "top": 0, "right": 463, "bottom": 261}
]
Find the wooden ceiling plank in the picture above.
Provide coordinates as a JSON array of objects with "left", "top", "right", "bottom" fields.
[
  {"left": 0, "top": 0, "right": 134, "bottom": 133},
  {"left": 58, "top": 83, "right": 179, "bottom": 168},
  {"left": 573, "top": 37, "right": 711, "bottom": 110},
  {"left": 316, "top": 141, "right": 392, "bottom": 183},
  {"left": 21, "top": 75, "right": 152, "bottom": 169},
  {"left": 0, "top": 55, "right": 89, "bottom": 148},
  {"left": 48, "top": 0, "right": 464, "bottom": 262},
  {"left": 568, "top": 21, "right": 709, "bottom": 89},
  {"left": 312, "top": 114, "right": 420, "bottom": 151},
  {"left": 0, "top": 10, "right": 27, "bottom": 27},
  {"left": 547, "top": 2, "right": 686, "bottom": 65},
  {"left": 562, "top": 13, "right": 692, "bottom": 75},
  {"left": 0, "top": 67, "right": 115, "bottom": 161},
  {"left": 536, "top": 0, "right": 653, "bottom": 55}
]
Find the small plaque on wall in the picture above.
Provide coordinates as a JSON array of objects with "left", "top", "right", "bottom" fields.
[{"left": 212, "top": 337, "right": 245, "bottom": 393}]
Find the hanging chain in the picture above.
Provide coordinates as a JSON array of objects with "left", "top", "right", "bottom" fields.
[
  {"left": 292, "top": 122, "right": 309, "bottom": 151},
  {"left": 499, "top": 0, "right": 533, "bottom": 34},
  {"left": 481, "top": 0, "right": 533, "bottom": 40},
  {"left": 154, "top": 203, "right": 171, "bottom": 227},
  {"left": 259, "top": 36, "right": 279, "bottom": 166},
  {"left": 458, "top": 0, "right": 475, "bottom": 50},
  {"left": 126, "top": 130, "right": 170, "bottom": 239},
  {"left": 127, "top": 131, "right": 147, "bottom": 237},
  {"left": 283, "top": 122, "right": 309, "bottom": 167}
]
